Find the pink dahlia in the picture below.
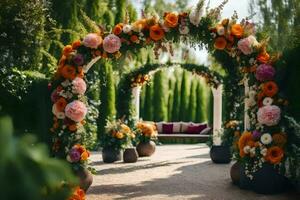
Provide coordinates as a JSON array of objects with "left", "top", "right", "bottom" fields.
[
  {"left": 72, "top": 77, "right": 87, "bottom": 95},
  {"left": 83, "top": 33, "right": 102, "bottom": 49},
  {"left": 237, "top": 37, "right": 253, "bottom": 55},
  {"left": 103, "top": 34, "right": 121, "bottom": 53},
  {"left": 65, "top": 100, "right": 87, "bottom": 122},
  {"left": 255, "top": 64, "right": 275, "bottom": 81},
  {"left": 257, "top": 105, "right": 281, "bottom": 126}
]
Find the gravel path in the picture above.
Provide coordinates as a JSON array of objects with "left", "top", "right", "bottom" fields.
[{"left": 87, "top": 144, "right": 299, "bottom": 200}]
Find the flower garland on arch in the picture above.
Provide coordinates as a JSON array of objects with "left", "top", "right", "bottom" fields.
[{"left": 49, "top": 0, "right": 291, "bottom": 191}]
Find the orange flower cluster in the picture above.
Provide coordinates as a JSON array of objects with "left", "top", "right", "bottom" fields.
[
  {"left": 272, "top": 133, "right": 287, "bottom": 147},
  {"left": 136, "top": 122, "right": 157, "bottom": 137},
  {"left": 238, "top": 131, "right": 254, "bottom": 157},
  {"left": 261, "top": 81, "right": 278, "bottom": 97},
  {"left": 69, "top": 187, "right": 85, "bottom": 200},
  {"left": 73, "top": 144, "right": 90, "bottom": 161},
  {"left": 110, "top": 123, "right": 134, "bottom": 140},
  {"left": 131, "top": 74, "right": 150, "bottom": 87},
  {"left": 265, "top": 146, "right": 284, "bottom": 164}
]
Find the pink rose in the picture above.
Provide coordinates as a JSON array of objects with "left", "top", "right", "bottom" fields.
[
  {"left": 72, "top": 77, "right": 87, "bottom": 95},
  {"left": 257, "top": 105, "right": 281, "bottom": 126},
  {"left": 103, "top": 34, "right": 121, "bottom": 53},
  {"left": 83, "top": 33, "right": 102, "bottom": 49},
  {"left": 65, "top": 100, "right": 87, "bottom": 122},
  {"left": 237, "top": 37, "right": 253, "bottom": 55}
]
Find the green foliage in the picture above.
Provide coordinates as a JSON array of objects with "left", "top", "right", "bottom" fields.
[
  {"left": 179, "top": 71, "right": 190, "bottom": 121},
  {"left": 0, "top": 0, "right": 47, "bottom": 70},
  {"left": 188, "top": 80, "right": 197, "bottom": 121},
  {"left": 207, "top": 90, "right": 214, "bottom": 125},
  {"left": 167, "top": 79, "right": 174, "bottom": 121},
  {"left": 115, "top": 0, "right": 126, "bottom": 23},
  {"left": 195, "top": 81, "right": 206, "bottom": 122},
  {"left": 0, "top": 115, "right": 77, "bottom": 200},
  {"left": 98, "top": 61, "right": 116, "bottom": 141},
  {"left": 152, "top": 70, "right": 168, "bottom": 122}
]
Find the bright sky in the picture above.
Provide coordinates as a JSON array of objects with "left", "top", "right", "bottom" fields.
[{"left": 131, "top": 0, "right": 251, "bottom": 65}]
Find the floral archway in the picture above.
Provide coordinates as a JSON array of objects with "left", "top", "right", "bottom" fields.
[{"left": 49, "top": 0, "right": 290, "bottom": 195}]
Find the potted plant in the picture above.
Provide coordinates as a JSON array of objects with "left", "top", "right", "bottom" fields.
[
  {"left": 135, "top": 122, "right": 158, "bottom": 157},
  {"left": 102, "top": 120, "right": 134, "bottom": 163}
]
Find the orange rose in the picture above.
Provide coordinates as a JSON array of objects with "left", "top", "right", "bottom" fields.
[
  {"left": 231, "top": 24, "right": 244, "bottom": 38},
  {"left": 55, "top": 97, "right": 67, "bottom": 112},
  {"left": 272, "top": 133, "right": 287, "bottom": 147},
  {"left": 77, "top": 66, "right": 84, "bottom": 78},
  {"left": 257, "top": 51, "right": 270, "bottom": 63},
  {"left": 214, "top": 37, "right": 227, "bottom": 50},
  {"left": 262, "top": 81, "right": 278, "bottom": 97},
  {"left": 61, "top": 65, "right": 77, "bottom": 80},
  {"left": 81, "top": 151, "right": 89, "bottom": 161},
  {"left": 164, "top": 12, "right": 179, "bottom": 28},
  {"left": 265, "top": 146, "right": 284, "bottom": 164},
  {"left": 72, "top": 40, "right": 82, "bottom": 49},
  {"left": 113, "top": 23, "right": 123, "bottom": 35},
  {"left": 115, "top": 132, "right": 124, "bottom": 139},
  {"left": 63, "top": 45, "right": 73, "bottom": 56},
  {"left": 149, "top": 24, "right": 165, "bottom": 41},
  {"left": 130, "top": 35, "right": 139, "bottom": 43}
]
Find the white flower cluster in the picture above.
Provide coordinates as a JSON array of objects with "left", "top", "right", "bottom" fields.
[{"left": 189, "top": 0, "right": 204, "bottom": 27}]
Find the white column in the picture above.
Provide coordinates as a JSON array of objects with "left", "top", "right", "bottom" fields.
[
  {"left": 132, "top": 86, "right": 141, "bottom": 121},
  {"left": 211, "top": 84, "right": 223, "bottom": 145},
  {"left": 244, "top": 76, "right": 250, "bottom": 131}
]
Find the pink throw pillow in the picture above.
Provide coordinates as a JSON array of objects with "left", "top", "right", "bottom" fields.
[{"left": 186, "top": 124, "right": 208, "bottom": 134}]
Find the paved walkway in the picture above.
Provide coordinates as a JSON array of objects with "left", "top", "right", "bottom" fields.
[{"left": 87, "top": 144, "right": 299, "bottom": 200}]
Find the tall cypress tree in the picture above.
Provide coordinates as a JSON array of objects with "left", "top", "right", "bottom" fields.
[
  {"left": 179, "top": 71, "right": 189, "bottom": 121},
  {"left": 171, "top": 81, "right": 180, "bottom": 122},
  {"left": 115, "top": 0, "right": 126, "bottom": 23},
  {"left": 207, "top": 90, "right": 214, "bottom": 126},
  {"left": 143, "top": 83, "right": 153, "bottom": 121},
  {"left": 140, "top": 85, "right": 146, "bottom": 120},
  {"left": 195, "top": 81, "right": 206, "bottom": 123},
  {"left": 188, "top": 80, "right": 197, "bottom": 122},
  {"left": 167, "top": 79, "right": 174, "bottom": 121},
  {"left": 97, "top": 61, "right": 116, "bottom": 140},
  {"left": 152, "top": 71, "right": 167, "bottom": 122}
]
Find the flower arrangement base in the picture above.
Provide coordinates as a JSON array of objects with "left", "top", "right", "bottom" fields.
[
  {"left": 123, "top": 148, "right": 139, "bottom": 163},
  {"left": 209, "top": 145, "right": 231, "bottom": 164},
  {"left": 251, "top": 163, "right": 289, "bottom": 194},
  {"left": 136, "top": 141, "right": 156, "bottom": 157},
  {"left": 239, "top": 165, "right": 252, "bottom": 190},
  {"left": 102, "top": 147, "right": 122, "bottom": 163},
  {"left": 230, "top": 162, "right": 241, "bottom": 185},
  {"left": 75, "top": 168, "right": 93, "bottom": 192}
]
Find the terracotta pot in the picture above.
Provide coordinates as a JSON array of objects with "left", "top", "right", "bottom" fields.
[
  {"left": 230, "top": 162, "right": 241, "bottom": 185},
  {"left": 136, "top": 141, "right": 156, "bottom": 157},
  {"left": 209, "top": 145, "right": 231, "bottom": 164},
  {"left": 102, "top": 147, "right": 122, "bottom": 163},
  {"left": 123, "top": 148, "right": 138, "bottom": 163},
  {"left": 75, "top": 168, "right": 93, "bottom": 192},
  {"left": 251, "top": 163, "right": 289, "bottom": 194}
]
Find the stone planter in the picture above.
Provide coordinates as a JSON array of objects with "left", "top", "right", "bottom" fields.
[
  {"left": 102, "top": 147, "right": 122, "bottom": 163},
  {"left": 209, "top": 145, "right": 231, "bottom": 164},
  {"left": 123, "top": 148, "right": 138, "bottom": 163},
  {"left": 251, "top": 163, "right": 289, "bottom": 194},
  {"left": 136, "top": 141, "right": 156, "bottom": 157},
  {"left": 75, "top": 168, "right": 93, "bottom": 192},
  {"left": 230, "top": 161, "right": 241, "bottom": 185}
]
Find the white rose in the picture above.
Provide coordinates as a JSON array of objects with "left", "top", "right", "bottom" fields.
[
  {"left": 260, "top": 133, "right": 272, "bottom": 145},
  {"left": 123, "top": 24, "right": 132, "bottom": 33},
  {"left": 56, "top": 112, "right": 66, "bottom": 119},
  {"left": 263, "top": 97, "right": 273, "bottom": 106}
]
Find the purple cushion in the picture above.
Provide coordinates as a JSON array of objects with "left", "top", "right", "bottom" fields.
[
  {"left": 186, "top": 124, "right": 208, "bottom": 134},
  {"left": 162, "top": 123, "right": 173, "bottom": 134}
]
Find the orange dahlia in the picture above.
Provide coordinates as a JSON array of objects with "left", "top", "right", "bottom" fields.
[
  {"left": 113, "top": 23, "right": 123, "bottom": 35},
  {"left": 164, "top": 12, "right": 179, "bottom": 28},
  {"left": 61, "top": 65, "right": 77, "bottom": 80},
  {"left": 130, "top": 35, "right": 139, "bottom": 43},
  {"left": 238, "top": 131, "right": 254, "bottom": 157},
  {"left": 231, "top": 24, "right": 244, "bottom": 38},
  {"left": 63, "top": 45, "right": 73, "bottom": 56},
  {"left": 262, "top": 81, "right": 278, "bottom": 97},
  {"left": 266, "top": 146, "right": 284, "bottom": 164},
  {"left": 257, "top": 51, "right": 270, "bottom": 63},
  {"left": 214, "top": 37, "right": 227, "bottom": 50},
  {"left": 149, "top": 24, "right": 165, "bottom": 41},
  {"left": 72, "top": 40, "right": 82, "bottom": 49}
]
